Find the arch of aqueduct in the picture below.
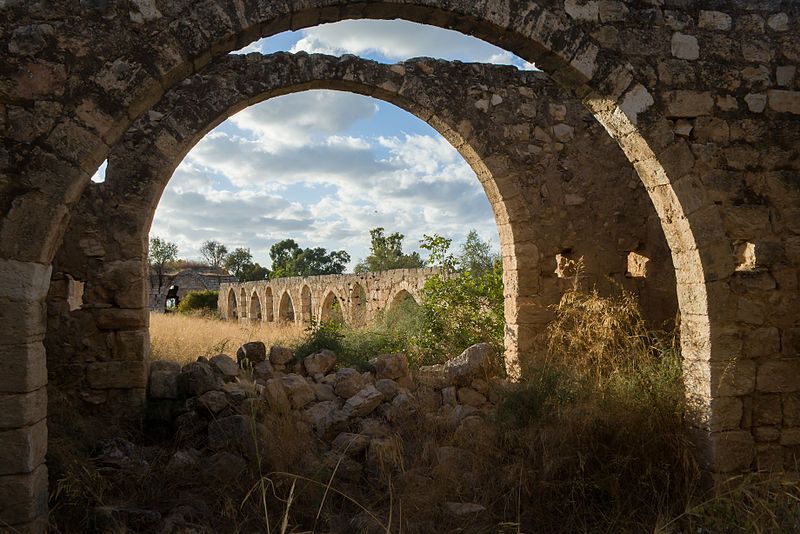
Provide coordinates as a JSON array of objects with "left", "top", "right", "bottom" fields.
[
  {"left": 218, "top": 268, "right": 437, "bottom": 326},
  {"left": 1, "top": 1, "right": 799, "bottom": 530}
]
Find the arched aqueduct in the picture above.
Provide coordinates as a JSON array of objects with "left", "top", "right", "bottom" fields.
[
  {"left": 219, "top": 268, "right": 435, "bottom": 326},
  {"left": 1, "top": 1, "right": 799, "bottom": 530}
]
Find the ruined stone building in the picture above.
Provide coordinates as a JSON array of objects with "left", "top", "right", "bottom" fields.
[
  {"left": 1, "top": 1, "right": 799, "bottom": 530},
  {"left": 150, "top": 267, "right": 238, "bottom": 312}
]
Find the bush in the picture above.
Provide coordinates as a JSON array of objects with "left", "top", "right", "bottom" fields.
[
  {"left": 293, "top": 320, "right": 345, "bottom": 362},
  {"left": 415, "top": 258, "right": 504, "bottom": 365},
  {"left": 176, "top": 290, "right": 219, "bottom": 315}
]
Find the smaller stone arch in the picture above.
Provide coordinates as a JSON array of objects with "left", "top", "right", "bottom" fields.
[
  {"left": 301, "top": 285, "right": 313, "bottom": 323},
  {"left": 389, "top": 289, "right": 419, "bottom": 311},
  {"left": 349, "top": 282, "right": 367, "bottom": 326},
  {"left": 249, "top": 291, "right": 262, "bottom": 322},
  {"left": 264, "top": 287, "right": 274, "bottom": 322},
  {"left": 279, "top": 291, "right": 295, "bottom": 323},
  {"left": 227, "top": 288, "right": 238, "bottom": 319},
  {"left": 320, "top": 291, "right": 345, "bottom": 324}
]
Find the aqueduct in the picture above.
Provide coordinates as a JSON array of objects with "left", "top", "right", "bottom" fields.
[
  {"left": 218, "top": 268, "right": 436, "bottom": 326},
  {"left": 1, "top": 1, "right": 799, "bottom": 530}
]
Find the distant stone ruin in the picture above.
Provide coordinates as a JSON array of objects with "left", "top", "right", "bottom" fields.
[
  {"left": 151, "top": 267, "right": 237, "bottom": 313},
  {"left": 219, "top": 268, "right": 439, "bottom": 327}
]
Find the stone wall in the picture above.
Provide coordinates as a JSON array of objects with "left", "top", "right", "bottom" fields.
[
  {"left": 219, "top": 268, "right": 440, "bottom": 326},
  {"left": 0, "top": 1, "right": 798, "bottom": 529},
  {"left": 44, "top": 50, "right": 677, "bottom": 446}
]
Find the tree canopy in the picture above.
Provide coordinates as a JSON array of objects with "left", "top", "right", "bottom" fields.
[
  {"left": 223, "top": 247, "right": 268, "bottom": 282},
  {"left": 200, "top": 240, "right": 228, "bottom": 269},
  {"left": 269, "top": 239, "right": 350, "bottom": 279},
  {"left": 354, "top": 227, "right": 424, "bottom": 273}
]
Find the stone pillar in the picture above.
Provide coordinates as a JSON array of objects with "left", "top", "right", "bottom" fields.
[{"left": 0, "top": 259, "right": 51, "bottom": 532}]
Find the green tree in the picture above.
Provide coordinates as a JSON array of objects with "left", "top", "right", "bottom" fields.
[
  {"left": 420, "top": 233, "right": 457, "bottom": 271},
  {"left": 239, "top": 262, "right": 269, "bottom": 282},
  {"left": 224, "top": 247, "right": 256, "bottom": 280},
  {"left": 419, "top": 237, "right": 504, "bottom": 360},
  {"left": 354, "top": 227, "right": 424, "bottom": 273},
  {"left": 200, "top": 240, "right": 228, "bottom": 269},
  {"left": 149, "top": 236, "right": 178, "bottom": 291},
  {"left": 269, "top": 239, "right": 350, "bottom": 279},
  {"left": 459, "top": 230, "right": 496, "bottom": 275}
]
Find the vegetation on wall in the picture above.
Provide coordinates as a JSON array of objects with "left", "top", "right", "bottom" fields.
[
  {"left": 176, "top": 290, "right": 219, "bottom": 315},
  {"left": 268, "top": 239, "right": 350, "bottom": 279},
  {"left": 354, "top": 227, "right": 425, "bottom": 273}
]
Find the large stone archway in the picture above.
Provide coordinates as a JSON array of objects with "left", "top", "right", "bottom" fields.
[
  {"left": 1, "top": 2, "right": 798, "bottom": 530},
  {"left": 47, "top": 52, "right": 678, "bottom": 415}
]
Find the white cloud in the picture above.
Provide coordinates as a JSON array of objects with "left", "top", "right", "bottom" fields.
[
  {"left": 151, "top": 92, "right": 499, "bottom": 269},
  {"left": 229, "top": 90, "right": 378, "bottom": 148},
  {"left": 290, "top": 20, "right": 526, "bottom": 66}
]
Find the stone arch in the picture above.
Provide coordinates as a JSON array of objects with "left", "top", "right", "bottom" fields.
[
  {"left": 385, "top": 280, "right": 422, "bottom": 311},
  {"left": 249, "top": 290, "right": 262, "bottom": 322},
  {"left": 227, "top": 288, "right": 238, "bottom": 320},
  {"left": 4, "top": 4, "right": 798, "bottom": 525},
  {"left": 279, "top": 291, "right": 295, "bottom": 323},
  {"left": 52, "top": 50, "right": 714, "bottom": 472},
  {"left": 264, "top": 287, "right": 275, "bottom": 323},
  {"left": 349, "top": 282, "right": 368, "bottom": 327},
  {"left": 388, "top": 287, "right": 420, "bottom": 311},
  {"left": 301, "top": 285, "right": 313, "bottom": 323},
  {"left": 320, "top": 291, "right": 345, "bottom": 324}
]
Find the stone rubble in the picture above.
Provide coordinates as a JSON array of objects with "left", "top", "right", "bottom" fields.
[{"left": 140, "top": 341, "right": 504, "bottom": 529}]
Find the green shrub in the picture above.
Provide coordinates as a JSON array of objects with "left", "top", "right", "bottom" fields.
[
  {"left": 176, "top": 290, "right": 219, "bottom": 315},
  {"left": 293, "top": 320, "right": 345, "bottom": 361}
]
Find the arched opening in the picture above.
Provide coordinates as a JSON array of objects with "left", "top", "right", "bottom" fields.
[
  {"left": 21, "top": 3, "right": 789, "bottom": 530},
  {"left": 389, "top": 289, "right": 418, "bottom": 311},
  {"left": 264, "top": 287, "right": 275, "bottom": 322},
  {"left": 301, "top": 285, "right": 313, "bottom": 323},
  {"left": 350, "top": 282, "right": 367, "bottom": 326},
  {"left": 249, "top": 291, "right": 262, "bottom": 322},
  {"left": 279, "top": 292, "right": 295, "bottom": 323},
  {"left": 227, "top": 288, "right": 238, "bottom": 320},
  {"left": 320, "top": 291, "right": 345, "bottom": 324}
]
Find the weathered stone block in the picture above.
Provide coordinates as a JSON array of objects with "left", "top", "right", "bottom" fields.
[
  {"left": 757, "top": 360, "right": 800, "bottom": 393},
  {"left": 0, "top": 389, "right": 46, "bottom": 430},
  {"left": 86, "top": 361, "right": 147, "bottom": 389},
  {"left": 711, "top": 360, "right": 756, "bottom": 397},
  {"left": 767, "top": 90, "right": 800, "bottom": 115},
  {"left": 0, "top": 343, "right": 47, "bottom": 394},
  {"left": 712, "top": 430, "right": 754, "bottom": 473},
  {"left": 148, "top": 360, "right": 180, "bottom": 399},
  {"left": 665, "top": 91, "right": 714, "bottom": 118},
  {"left": 671, "top": 32, "right": 699, "bottom": 60},
  {"left": 0, "top": 420, "right": 47, "bottom": 475},
  {"left": 369, "top": 353, "right": 408, "bottom": 380},
  {"left": 753, "top": 394, "right": 782, "bottom": 426},
  {"left": 94, "top": 308, "right": 147, "bottom": 330},
  {"left": 303, "top": 349, "right": 337, "bottom": 375},
  {"left": 699, "top": 11, "right": 732, "bottom": 31},
  {"left": 0, "top": 464, "right": 48, "bottom": 526},
  {"left": 710, "top": 396, "right": 743, "bottom": 431}
]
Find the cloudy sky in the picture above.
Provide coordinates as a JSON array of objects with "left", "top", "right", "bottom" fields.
[{"left": 94, "top": 21, "right": 534, "bottom": 270}]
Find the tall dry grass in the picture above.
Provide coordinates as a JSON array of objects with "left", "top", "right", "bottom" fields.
[{"left": 149, "top": 312, "right": 304, "bottom": 365}]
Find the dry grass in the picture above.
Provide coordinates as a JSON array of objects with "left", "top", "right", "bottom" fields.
[{"left": 149, "top": 312, "right": 304, "bottom": 365}]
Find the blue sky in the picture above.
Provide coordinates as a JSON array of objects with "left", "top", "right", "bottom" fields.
[{"left": 95, "top": 21, "right": 534, "bottom": 270}]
